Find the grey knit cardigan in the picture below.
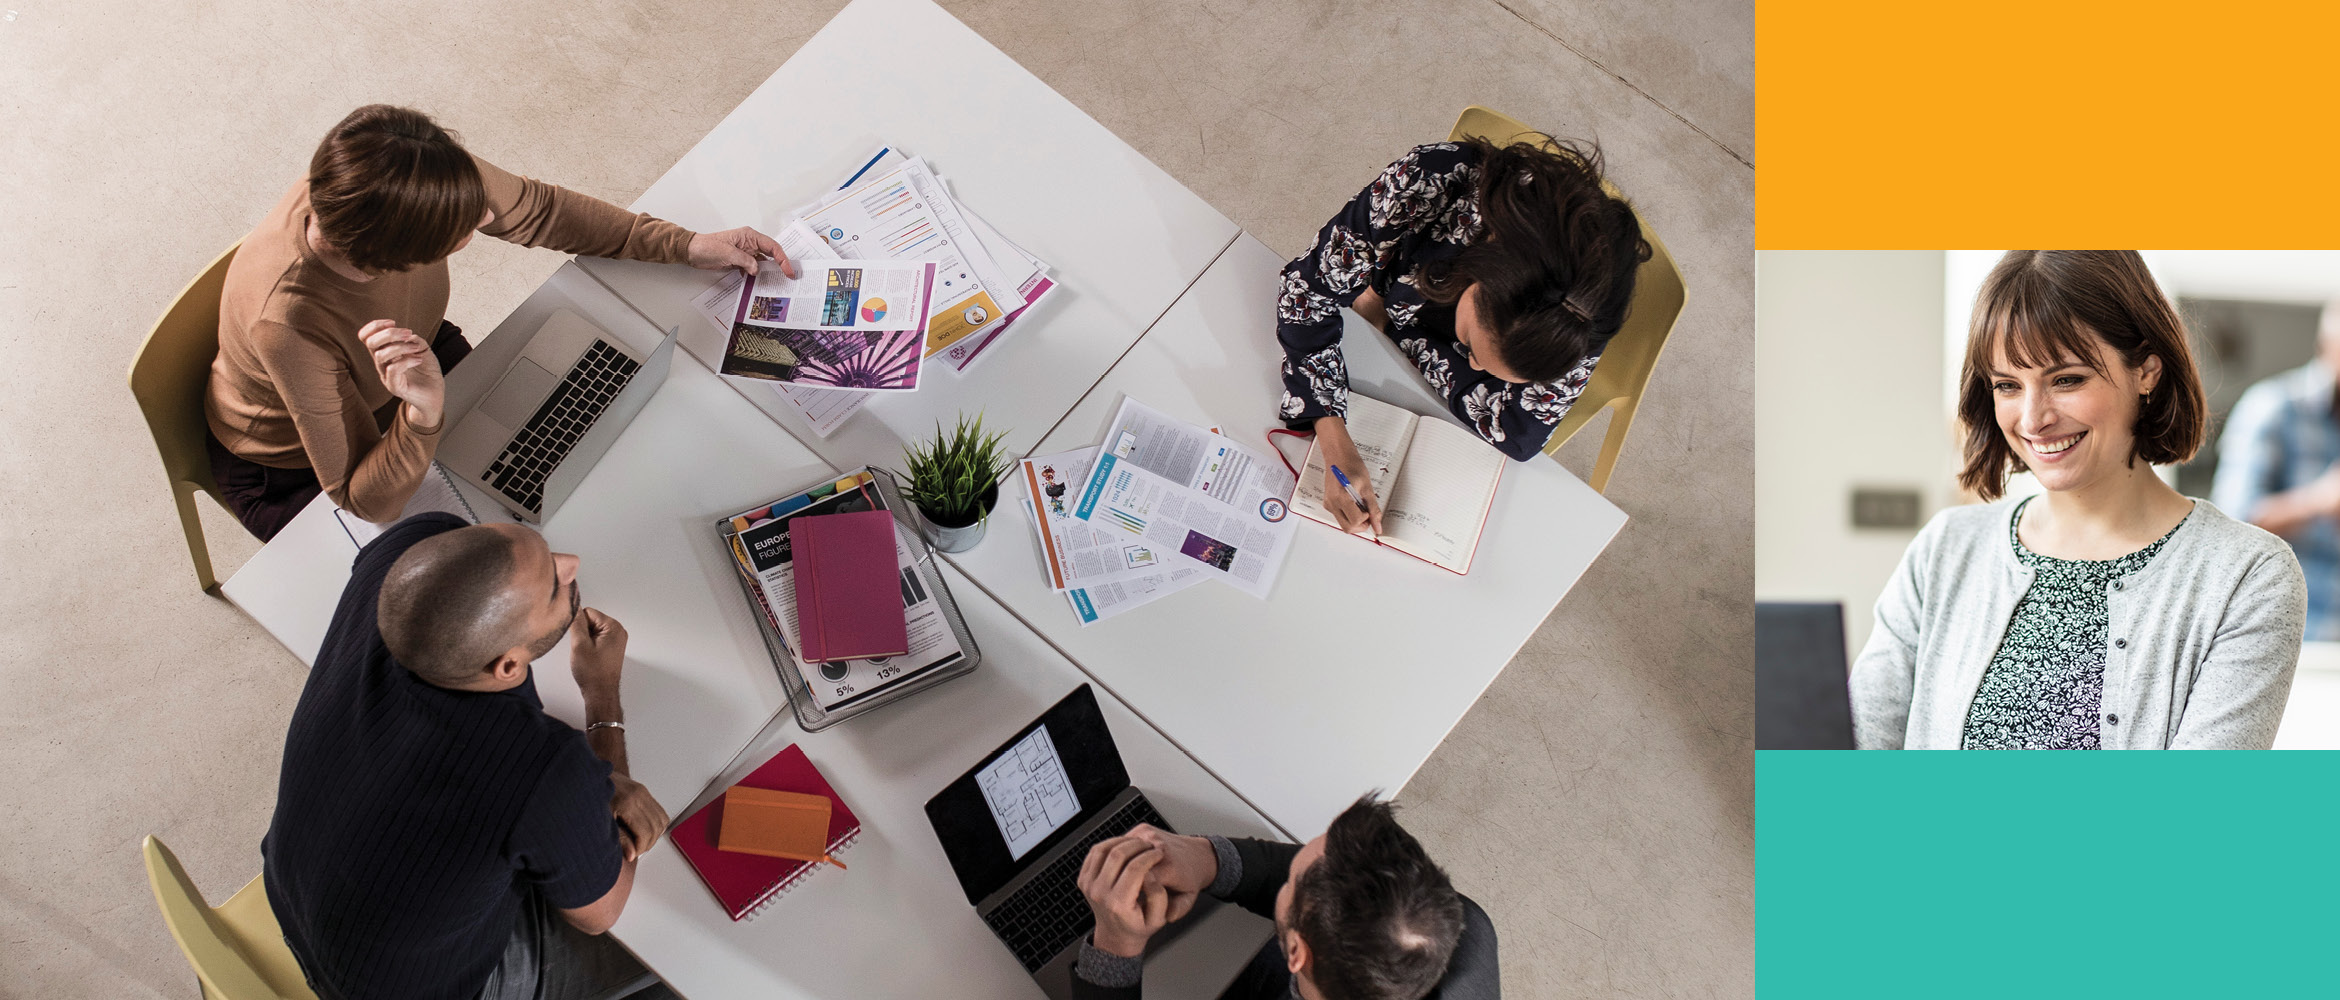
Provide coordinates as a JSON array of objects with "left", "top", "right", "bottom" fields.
[{"left": 1850, "top": 498, "right": 2307, "bottom": 749}]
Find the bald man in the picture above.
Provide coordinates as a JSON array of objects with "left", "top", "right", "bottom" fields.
[
  {"left": 262, "top": 513, "right": 669, "bottom": 1000},
  {"left": 2214, "top": 300, "right": 2340, "bottom": 640}
]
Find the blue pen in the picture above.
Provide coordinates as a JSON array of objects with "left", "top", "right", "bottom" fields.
[{"left": 1329, "top": 464, "right": 1373, "bottom": 519}]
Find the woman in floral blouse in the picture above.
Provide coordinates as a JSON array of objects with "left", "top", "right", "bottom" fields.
[{"left": 1278, "top": 137, "right": 1648, "bottom": 533}]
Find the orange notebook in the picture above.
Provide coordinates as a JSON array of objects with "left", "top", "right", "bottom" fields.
[
  {"left": 671, "top": 744, "right": 860, "bottom": 921},
  {"left": 719, "top": 786, "right": 846, "bottom": 868}
]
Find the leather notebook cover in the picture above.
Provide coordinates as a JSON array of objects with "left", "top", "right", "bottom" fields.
[
  {"left": 671, "top": 744, "right": 861, "bottom": 921},
  {"left": 790, "top": 509, "right": 910, "bottom": 662},
  {"left": 717, "top": 786, "right": 836, "bottom": 863}
]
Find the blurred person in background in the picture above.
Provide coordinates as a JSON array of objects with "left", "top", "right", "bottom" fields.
[{"left": 2211, "top": 299, "right": 2340, "bottom": 640}]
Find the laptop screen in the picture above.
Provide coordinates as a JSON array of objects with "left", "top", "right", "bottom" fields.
[{"left": 925, "top": 684, "right": 1131, "bottom": 904}]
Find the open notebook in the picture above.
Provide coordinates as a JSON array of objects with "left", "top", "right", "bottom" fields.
[{"left": 1292, "top": 393, "right": 1505, "bottom": 575}]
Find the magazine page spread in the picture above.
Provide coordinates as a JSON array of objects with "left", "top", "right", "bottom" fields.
[{"left": 1072, "top": 398, "right": 1299, "bottom": 599}]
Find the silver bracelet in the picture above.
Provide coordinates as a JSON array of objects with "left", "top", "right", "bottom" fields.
[{"left": 587, "top": 720, "right": 626, "bottom": 734}]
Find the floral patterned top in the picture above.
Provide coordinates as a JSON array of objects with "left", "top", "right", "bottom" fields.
[
  {"left": 1275, "top": 142, "right": 1599, "bottom": 462},
  {"left": 1961, "top": 497, "right": 2185, "bottom": 750}
]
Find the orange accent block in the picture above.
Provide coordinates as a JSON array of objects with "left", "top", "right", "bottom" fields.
[
  {"left": 1760, "top": 1, "right": 2340, "bottom": 246},
  {"left": 717, "top": 786, "right": 844, "bottom": 869}
]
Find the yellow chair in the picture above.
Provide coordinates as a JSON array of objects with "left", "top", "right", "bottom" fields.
[
  {"left": 1449, "top": 107, "right": 1688, "bottom": 494},
  {"left": 127, "top": 244, "right": 239, "bottom": 592},
  {"left": 143, "top": 835, "right": 320, "bottom": 1000}
]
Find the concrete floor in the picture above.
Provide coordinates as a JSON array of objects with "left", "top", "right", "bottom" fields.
[{"left": 0, "top": 0, "right": 1750, "bottom": 996}]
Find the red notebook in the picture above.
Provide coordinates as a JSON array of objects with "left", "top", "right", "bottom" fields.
[
  {"left": 670, "top": 744, "right": 861, "bottom": 921},
  {"left": 790, "top": 509, "right": 911, "bottom": 662}
]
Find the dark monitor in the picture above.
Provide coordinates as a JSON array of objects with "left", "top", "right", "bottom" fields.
[
  {"left": 1757, "top": 602, "right": 1855, "bottom": 750},
  {"left": 925, "top": 685, "right": 1132, "bottom": 904}
]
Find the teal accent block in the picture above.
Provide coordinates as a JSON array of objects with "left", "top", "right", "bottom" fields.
[{"left": 1759, "top": 751, "right": 2340, "bottom": 998}]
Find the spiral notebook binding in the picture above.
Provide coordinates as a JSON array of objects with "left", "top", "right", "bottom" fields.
[{"left": 739, "top": 828, "right": 861, "bottom": 920}]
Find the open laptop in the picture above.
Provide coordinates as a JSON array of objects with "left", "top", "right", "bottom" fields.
[
  {"left": 926, "top": 684, "right": 1205, "bottom": 998},
  {"left": 436, "top": 307, "right": 676, "bottom": 523},
  {"left": 1756, "top": 601, "right": 1856, "bottom": 749}
]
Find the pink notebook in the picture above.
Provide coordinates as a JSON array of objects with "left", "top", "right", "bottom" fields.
[
  {"left": 670, "top": 744, "right": 860, "bottom": 921},
  {"left": 790, "top": 509, "right": 910, "bottom": 662}
]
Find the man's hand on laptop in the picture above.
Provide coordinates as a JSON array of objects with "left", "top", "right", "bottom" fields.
[
  {"left": 689, "top": 226, "right": 796, "bottom": 280},
  {"left": 1079, "top": 838, "right": 1170, "bottom": 958},
  {"left": 1126, "top": 824, "right": 1213, "bottom": 922},
  {"left": 609, "top": 774, "right": 670, "bottom": 862},
  {"left": 362, "top": 319, "right": 445, "bottom": 431}
]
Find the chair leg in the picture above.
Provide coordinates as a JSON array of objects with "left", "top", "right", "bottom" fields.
[
  {"left": 173, "top": 483, "right": 219, "bottom": 593},
  {"left": 1587, "top": 398, "right": 1637, "bottom": 495}
]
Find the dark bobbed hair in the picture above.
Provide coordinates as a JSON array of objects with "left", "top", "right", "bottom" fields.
[
  {"left": 1290, "top": 793, "right": 1466, "bottom": 1000},
  {"left": 378, "top": 527, "right": 532, "bottom": 685},
  {"left": 1957, "top": 250, "right": 2207, "bottom": 500},
  {"left": 1419, "top": 136, "right": 1649, "bottom": 383},
  {"left": 308, "top": 104, "right": 487, "bottom": 274}
]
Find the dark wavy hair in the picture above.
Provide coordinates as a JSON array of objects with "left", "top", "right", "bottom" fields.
[
  {"left": 307, "top": 104, "right": 487, "bottom": 274},
  {"left": 1419, "top": 135, "right": 1649, "bottom": 383},
  {"left": 1956, "top": 250, "right": 2207, "bottom": 500},
  {"left": 1289, "top": 794, "right": 1465, "bottom": 1000}
]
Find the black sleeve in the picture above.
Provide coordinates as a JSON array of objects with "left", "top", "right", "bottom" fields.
[
  {"left": 1221, "top": 838, "right": 1303, "bottom": 921},
  {"left": 1433, "top": 895, "right": 1502, "bottom": 1000},
  {"left": 1276, "top": 144, "right": 1482, "bottom": 430},
  {"left": 507, "top": 733, "right": 625, "bottom": 910},
  {"left": 1444, "top": 355, "right": 1598, "bottom": 463}
]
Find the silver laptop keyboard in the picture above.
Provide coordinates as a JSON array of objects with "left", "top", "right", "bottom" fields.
[
  {"left": 483, "top": 340, "right": 642, "bottom": 513},
  {"left": 983, "top": 794, "right": 1171, "bottom": 972}
]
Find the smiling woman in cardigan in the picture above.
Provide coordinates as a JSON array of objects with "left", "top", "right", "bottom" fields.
[{"left": 1851, "top": 250, "right": 2306, "bottom": 749}]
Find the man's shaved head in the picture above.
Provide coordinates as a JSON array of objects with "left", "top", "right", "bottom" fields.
[{"left": 378, "top": 525, "right": 571, "bottom": 685}]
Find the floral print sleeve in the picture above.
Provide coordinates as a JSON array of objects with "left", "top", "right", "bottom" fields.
[
  {"left": 1275, "top": 143, "right": 1482, "bottom": 427},
  {"left": 1276, "top": 143, "right": 1595, "bottom": 463}
]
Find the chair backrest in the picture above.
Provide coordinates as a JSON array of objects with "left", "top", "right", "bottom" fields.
[
  {"left": 143, "top": 835, "right": 313, "bottom": 1000},
  {"left": 1442, "top": 107, "right": 1688, "bottom": 459},
  {"left": 128, "top": 244, "right": 239, "bottom": 503}
]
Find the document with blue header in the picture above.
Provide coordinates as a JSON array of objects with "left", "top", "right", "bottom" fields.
[{"left": 1072, "top": 397, "right": 1298, "bottom": 599}]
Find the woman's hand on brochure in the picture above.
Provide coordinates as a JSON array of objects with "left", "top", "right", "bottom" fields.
[
  {"left": 608, "top": 773, "right": 670, "bottom": 861},
  {"left": 690, "top": 226, "right": 796, "bottom": 279},
  {"left": 362, "top": 319, "right": 445, "bottom": 431},
  {"left": 1313, "top": 416, "right": 1383, "bottom": 536}
]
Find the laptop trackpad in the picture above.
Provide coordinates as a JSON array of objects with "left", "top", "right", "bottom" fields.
[{"left": 479, "top": 358, "right": 558, "bottom": 429}]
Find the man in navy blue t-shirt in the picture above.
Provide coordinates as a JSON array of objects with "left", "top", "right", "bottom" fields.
[{"left": 264, "top": 513, "right": 671, "bottom": 1000}]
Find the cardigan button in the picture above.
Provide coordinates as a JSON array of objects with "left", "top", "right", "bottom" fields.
[
  {"left": 2114, "top": 638, "right": 2127, "bottom": 649},
  {"left": 2112, "top": 580, "right": 2123, "bottom": 591},
  {"left": 2107, "top": 713, "right": 2119, "bottom": 725}
]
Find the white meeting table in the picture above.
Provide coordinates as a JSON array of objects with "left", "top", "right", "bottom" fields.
[
  {"left": 221, "top": 265, "right": 1276, "bottom": 999},
  {"left": 948, "top": 235, "right": 1629, "bottom": 835},
  {"left": 218, "top": 0, "right": 1633, "bottom": 991},
  {"left": 578, "top": 0, "right": 1240, "bottom": 471}
]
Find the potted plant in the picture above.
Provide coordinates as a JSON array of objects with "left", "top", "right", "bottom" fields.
[{"left": 899, "top": 413, "right": 1013, "bottom": 553}]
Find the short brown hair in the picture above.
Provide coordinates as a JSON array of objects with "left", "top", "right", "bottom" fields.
[
  {"left": 1957, "top": 250, "right": 2206, "bottom": 500},
  {"left": 307, "top": 105, "right": 486, "bottom": 274}
]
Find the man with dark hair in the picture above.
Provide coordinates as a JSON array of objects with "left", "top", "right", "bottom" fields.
[
  {"left": 264, "top": 513, "right": 670, "bottom": 1000},
  {"left": 1072, "top": 794, "right": 1498, "bottom": 1000}
]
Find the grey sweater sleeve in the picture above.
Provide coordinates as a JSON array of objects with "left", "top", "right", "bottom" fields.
[
  {"left": 2169, "top": 544, "right": 2307, "bottom": 749},
  {"left": 1850, "top": 518, "right": 1938, "bottom": 749}
]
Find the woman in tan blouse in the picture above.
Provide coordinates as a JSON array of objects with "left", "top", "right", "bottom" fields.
[{"left": 206, "top": 104, "right": 792, "bottom": 539}]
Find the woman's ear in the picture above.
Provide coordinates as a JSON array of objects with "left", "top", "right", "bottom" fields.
[{"left": 2136, "top": 354, "right": 2164, "bottom": 395}]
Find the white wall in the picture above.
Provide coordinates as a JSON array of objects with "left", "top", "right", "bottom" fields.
[{"left": 1756, "top": 251, "right": 1952, "bottom": 653}]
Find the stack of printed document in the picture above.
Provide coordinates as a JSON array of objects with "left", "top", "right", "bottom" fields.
[
  {"left": 689, "top": 146, "right": 1059, "bottom": 436},
  {"left": 1015, "top": 398, "right": 1300, "bottom": 625},
  {"left": 725, "top": 470, "right": 968, "bottom": 710}
]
